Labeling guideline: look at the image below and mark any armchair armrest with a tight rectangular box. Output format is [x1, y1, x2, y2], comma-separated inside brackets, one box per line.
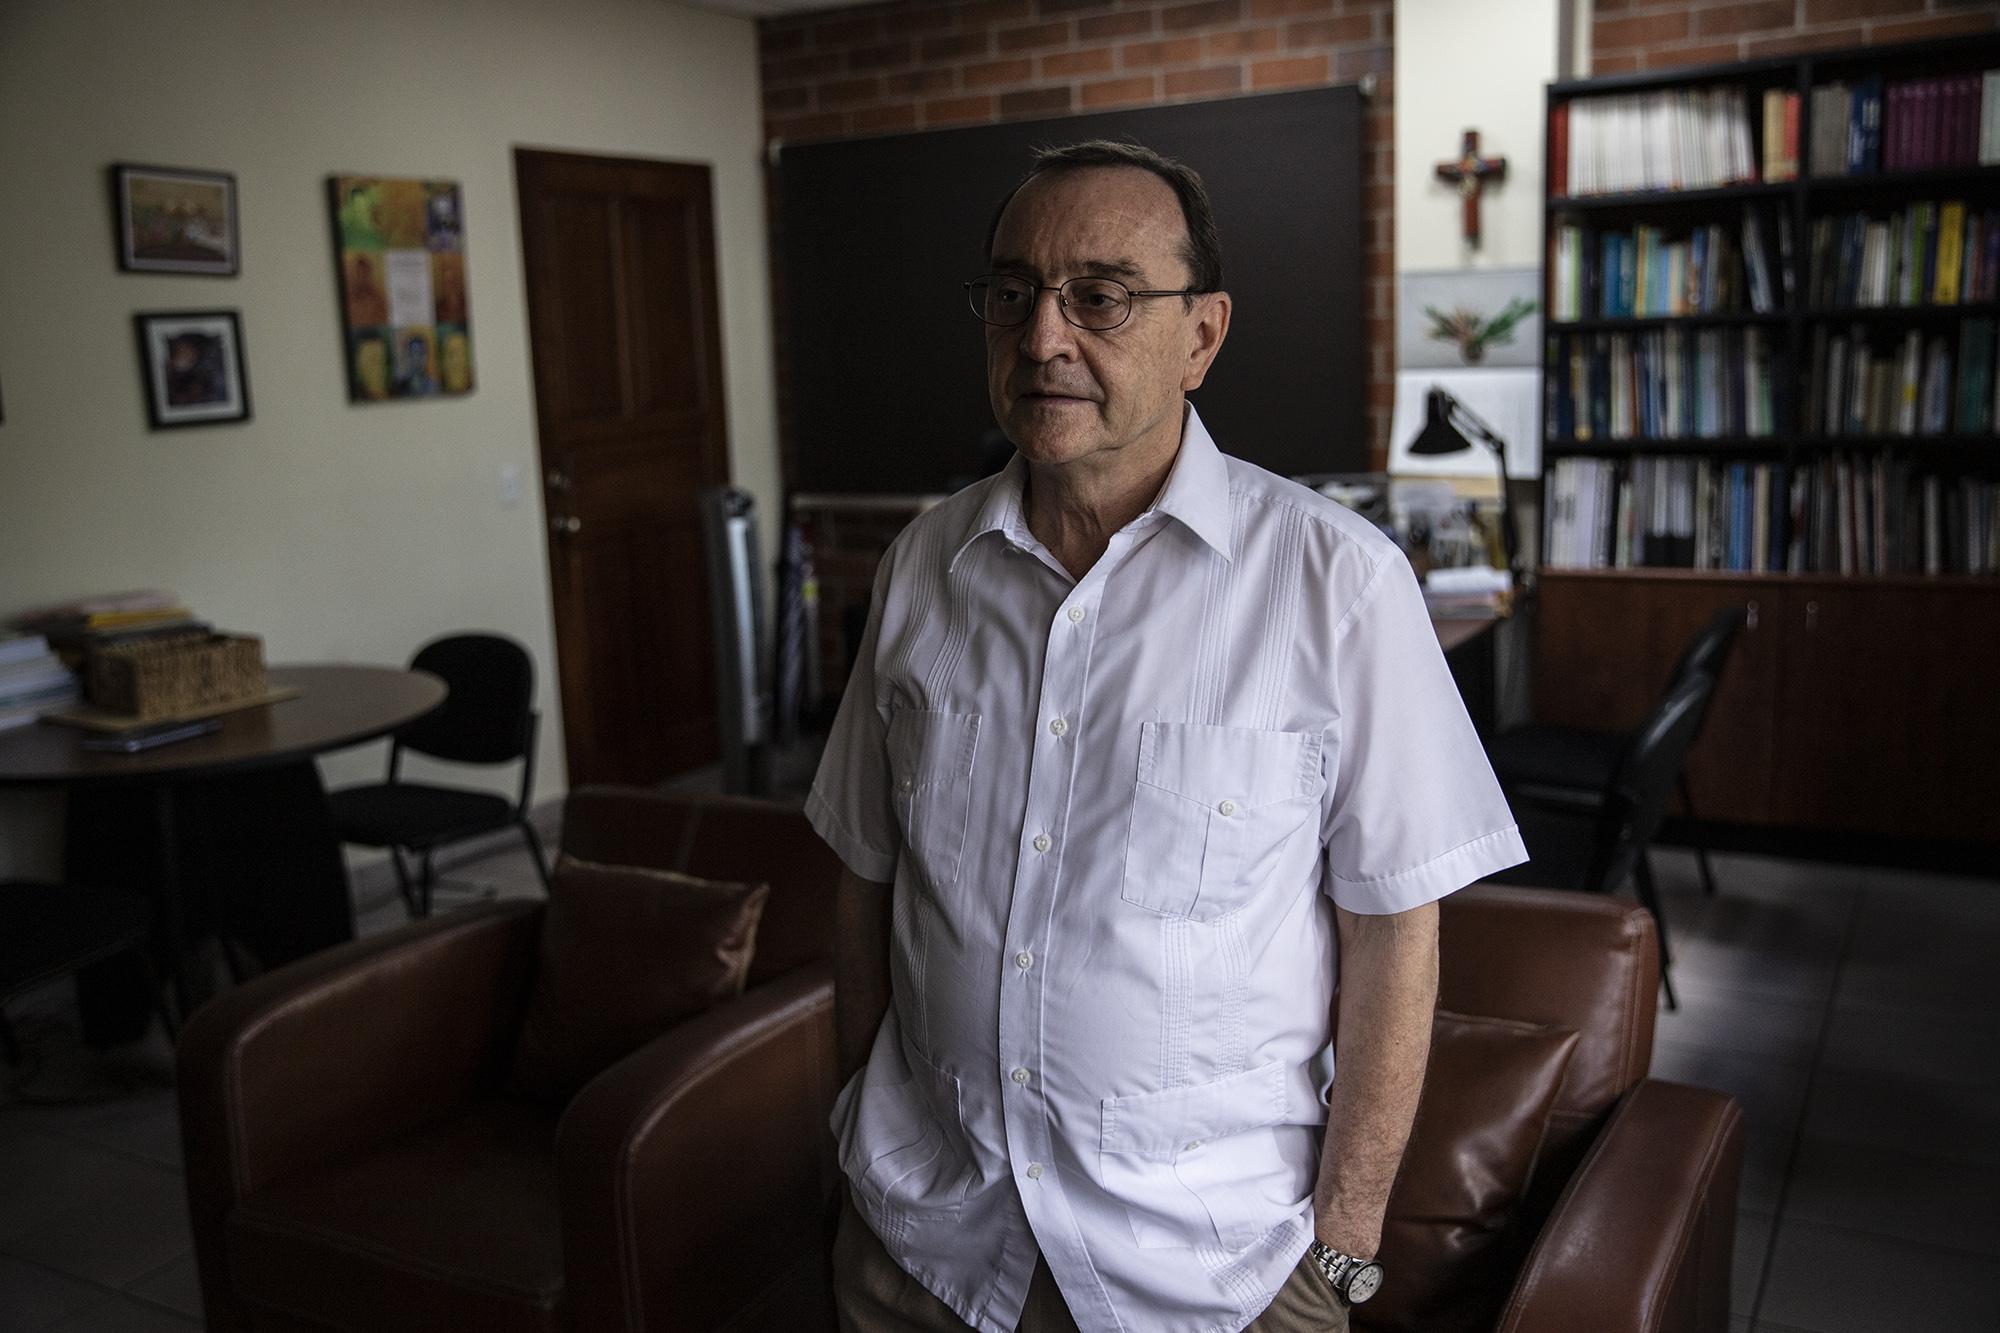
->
[558, 962, 839, 1333]
[1497, 1079, 1744, 1333]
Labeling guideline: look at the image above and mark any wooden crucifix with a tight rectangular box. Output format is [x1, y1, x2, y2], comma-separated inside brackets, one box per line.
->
[1435, 129, 1508, 249]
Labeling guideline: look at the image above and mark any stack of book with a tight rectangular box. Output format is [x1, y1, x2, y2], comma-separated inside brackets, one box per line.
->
[8, 591, 209, 669]
[1813, 72, 2000, 177]
[1545, 453, 1999, 575]
[1808, 203, 1999, 308]
[1804, 319, 1997, 437]
[1549, 205, 1790, 320]
[1545, 326, 1781, 441]
[1553, 85, 1760, 197]
[0, 635, 81, 731]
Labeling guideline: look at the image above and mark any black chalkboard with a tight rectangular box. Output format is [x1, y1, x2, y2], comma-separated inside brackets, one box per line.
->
[777, 86, 1366, 495]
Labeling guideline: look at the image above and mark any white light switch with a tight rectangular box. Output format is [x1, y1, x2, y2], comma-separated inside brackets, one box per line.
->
[498, 462, 524, 509]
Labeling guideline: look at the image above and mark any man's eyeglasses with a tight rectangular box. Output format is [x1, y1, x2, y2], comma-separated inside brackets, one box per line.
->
[964, 274, 1202, 332]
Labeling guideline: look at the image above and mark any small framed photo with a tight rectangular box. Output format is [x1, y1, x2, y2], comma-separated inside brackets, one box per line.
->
[112, 163, 240, 276]
[134, 310, 251, 429]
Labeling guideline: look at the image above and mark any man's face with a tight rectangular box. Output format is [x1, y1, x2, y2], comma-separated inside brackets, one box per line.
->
[985, 166, 1225, 472]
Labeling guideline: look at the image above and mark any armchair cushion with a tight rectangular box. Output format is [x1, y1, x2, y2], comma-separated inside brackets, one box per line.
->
[1364, 1010, 1581, 1333]
[506, 855, 770, 1102]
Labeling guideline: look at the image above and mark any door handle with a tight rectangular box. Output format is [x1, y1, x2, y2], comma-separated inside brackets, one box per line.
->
[1804, 599, 1818, 632]
[1746, 599, 1758, 632]
[546, 467, 572, 492]
[551, 515, 582, 536]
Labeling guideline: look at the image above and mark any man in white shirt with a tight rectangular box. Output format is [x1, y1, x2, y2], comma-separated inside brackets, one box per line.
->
[806, 141, 1527, 1333]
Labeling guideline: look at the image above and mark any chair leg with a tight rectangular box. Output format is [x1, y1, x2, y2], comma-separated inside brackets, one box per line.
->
[1632, 854, 1679, 1011]
[518, 817, 554, 893]
[389, 847, 422, 919]
[418, 848, 437, 918]
[1680, 773, 1721, 898]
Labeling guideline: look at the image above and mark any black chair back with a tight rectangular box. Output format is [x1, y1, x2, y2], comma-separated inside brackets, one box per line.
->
[397, 634, 535, 765]
[1667, 606, 1746, 690]
[1587, 670, 1716, 893]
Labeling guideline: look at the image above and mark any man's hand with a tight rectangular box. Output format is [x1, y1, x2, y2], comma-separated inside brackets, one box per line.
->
[835, 866, 895, 1085]
[1311, 899, 1439, 1258]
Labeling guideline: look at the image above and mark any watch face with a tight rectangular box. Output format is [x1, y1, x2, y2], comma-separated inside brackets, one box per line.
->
[1346, 1263, 1384, 1304]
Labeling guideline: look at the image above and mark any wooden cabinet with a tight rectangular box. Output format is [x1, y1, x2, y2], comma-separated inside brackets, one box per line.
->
[1533, 571, 2000, 840]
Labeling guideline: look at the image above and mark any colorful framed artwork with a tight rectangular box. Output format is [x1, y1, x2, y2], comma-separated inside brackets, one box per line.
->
[112, 164, 240, 276]
[134, 310, 251, 429]
[328, 176, 474, 401]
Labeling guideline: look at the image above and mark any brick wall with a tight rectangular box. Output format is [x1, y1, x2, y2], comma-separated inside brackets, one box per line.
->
[1592, 0, 2000, 75]
[758, 0, 1396, 467]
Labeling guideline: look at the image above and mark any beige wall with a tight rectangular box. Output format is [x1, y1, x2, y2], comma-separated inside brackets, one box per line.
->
[0, 0, 778, 875]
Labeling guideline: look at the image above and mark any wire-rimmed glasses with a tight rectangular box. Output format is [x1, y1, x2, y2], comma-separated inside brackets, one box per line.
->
[964, 274, 1201, 331]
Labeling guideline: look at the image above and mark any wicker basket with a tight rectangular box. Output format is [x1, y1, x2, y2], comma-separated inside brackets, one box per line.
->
[86, 633, 268, 721]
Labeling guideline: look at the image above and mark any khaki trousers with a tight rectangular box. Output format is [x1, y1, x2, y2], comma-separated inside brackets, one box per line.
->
[833, 1194, 1350, 1333]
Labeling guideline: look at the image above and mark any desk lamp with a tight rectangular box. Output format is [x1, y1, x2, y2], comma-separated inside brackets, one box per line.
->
[1409, 385, 1520, 581]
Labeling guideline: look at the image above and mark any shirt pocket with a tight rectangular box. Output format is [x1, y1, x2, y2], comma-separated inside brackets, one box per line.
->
[1099, 1060, 1299, 1252]
[886, 708, 980, 889]
[1121, 722, 1322, 921]
[840, 1048, 977, 1221]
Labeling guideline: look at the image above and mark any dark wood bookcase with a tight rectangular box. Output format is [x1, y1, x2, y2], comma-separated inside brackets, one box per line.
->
[1532, 35, 2000, 844]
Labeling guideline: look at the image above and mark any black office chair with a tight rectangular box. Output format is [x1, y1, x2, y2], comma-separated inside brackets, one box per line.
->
[1488, 606, 1745, 897]
[1, 881, 166, 1066]
[329, 634, 553, 918]
[1486, 670, 1717, 1011]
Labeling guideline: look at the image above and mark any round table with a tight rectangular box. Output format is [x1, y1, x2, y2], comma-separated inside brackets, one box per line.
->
[0, 665, 446, 1035]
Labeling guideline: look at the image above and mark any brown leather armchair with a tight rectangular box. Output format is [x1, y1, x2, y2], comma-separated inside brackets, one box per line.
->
[178, 788, 843, 1333]
[1369, 884, 1743, 1333]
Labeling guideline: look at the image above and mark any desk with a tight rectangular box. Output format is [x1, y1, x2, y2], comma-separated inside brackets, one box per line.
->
[0, 665, 445, 1036]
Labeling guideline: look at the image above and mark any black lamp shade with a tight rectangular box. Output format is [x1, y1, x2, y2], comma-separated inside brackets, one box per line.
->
[1410, 387, 1473, 456]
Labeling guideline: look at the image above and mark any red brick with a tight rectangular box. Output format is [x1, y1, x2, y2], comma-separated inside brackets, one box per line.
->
[1161, 1, 1243, 32]
[1081, 74, 1157, 107]
[1123, 36, 1202, 66]
[812, 14, 884, 47]
[922, 32, 991, 60]
[1334, 43, 1390, 80]
[1284, 13, 1375, 47]
[1590, 50, 1643, 75]
[763, 85, 810, 113]
[819, 76, 884, 107]
[1038, 0, 1109, 13]
[767, 111, 849, 141]
[1869, 12, 2000, 43]
[1000, 86, 1076, 116]
[764, 51, 843, 82]
[759, 27, 806, 56]
[903, 5, 960, 34]
[1802, 0, 1923, 22]
[960, 0, 1033, 25]
[1164, 64, 1242, 96]
[1205, 27, 1279, 57]
[1043, 47, 1117, 76]
[997, 20, 1070, 50]
[1741, 24, 1866, 56]
[963, 56, 1034, 87]
[1593, 10, 1691, 50]
[1694, 1, 1796, 39]
[849, 39, 914, 70]
[1250, 53, 1328, 88]
[925, 93, 996, 124]
[854, 103, 921, 133]
[1593, 0, 1635, 11]
[1247, 0, 1332, 18]
[887, 67, 958, 94]
[1646, 40, 1746, 71]
[1079, 10, 1152, 39]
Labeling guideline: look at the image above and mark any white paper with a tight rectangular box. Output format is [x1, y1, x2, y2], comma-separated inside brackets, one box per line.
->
[1389, 367, 1542, 480]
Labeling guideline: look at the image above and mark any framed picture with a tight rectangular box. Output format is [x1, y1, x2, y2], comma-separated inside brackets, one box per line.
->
[134, 310, 251, 429]
[112, 164, 240, 276]
[328, 175, 474, 401]
[1396, 266, 1542, 370]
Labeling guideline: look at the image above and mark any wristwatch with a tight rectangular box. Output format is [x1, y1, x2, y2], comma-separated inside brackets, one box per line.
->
[1306, 1239, 1385, 1306]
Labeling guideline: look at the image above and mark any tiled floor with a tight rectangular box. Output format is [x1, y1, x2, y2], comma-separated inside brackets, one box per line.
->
[2, 842, 1996, 1330]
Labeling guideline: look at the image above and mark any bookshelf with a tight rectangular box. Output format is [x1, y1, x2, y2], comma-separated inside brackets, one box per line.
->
[1532, 35, 2000, 846]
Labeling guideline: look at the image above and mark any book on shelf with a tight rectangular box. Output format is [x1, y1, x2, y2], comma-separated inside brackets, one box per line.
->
[1548, 206, 1787, 320]
[1545, 325, 1779, 442]
[1557, 86, 1760, 197]
[1809, 202, 1998, 308]
[1825, 70, 2000, 175]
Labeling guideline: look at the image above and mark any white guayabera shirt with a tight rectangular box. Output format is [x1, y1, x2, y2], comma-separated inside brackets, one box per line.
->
[807, 406, 1527, 1333]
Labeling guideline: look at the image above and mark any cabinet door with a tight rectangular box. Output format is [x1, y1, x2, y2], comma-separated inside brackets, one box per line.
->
[1533, 576, 1783, 826]
[1774, 585, 2000, 838]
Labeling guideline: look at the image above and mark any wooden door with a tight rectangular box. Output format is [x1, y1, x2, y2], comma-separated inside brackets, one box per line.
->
[515, 149, 728, 785]
[1533, 573, 1783, 826]
[1773, 582, 2000, 837]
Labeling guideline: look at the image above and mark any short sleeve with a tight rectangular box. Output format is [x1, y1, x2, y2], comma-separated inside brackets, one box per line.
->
[804, 553, 900, 884]
[1320, 555, 1527, 914]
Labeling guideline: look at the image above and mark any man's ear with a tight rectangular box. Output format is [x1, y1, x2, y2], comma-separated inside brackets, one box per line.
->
[1181, 291, 1232, 392]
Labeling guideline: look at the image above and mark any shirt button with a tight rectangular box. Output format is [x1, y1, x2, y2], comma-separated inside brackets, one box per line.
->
[1032, 833, 1052, 853]
[1067, 606, 1086, 623]
[1011, 1067, 1031, 1085]
[1015, 950, 1034, 970]
[1217, 799, 1238, 816]
[1026, 1162, 1045, 1180]
[898, 778, 914, 794]
[1184, 1140, 1203, 1152]
[1048, 717, 1068, 737]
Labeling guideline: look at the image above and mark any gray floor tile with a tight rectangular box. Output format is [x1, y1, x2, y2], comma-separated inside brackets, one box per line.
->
[1803, 1066, 2000, 1166]
[1653, 978, 1825, 1064]
[5, 1168, 192, 1289]
[36, 1292, 199, 1331]
[1820, 1003, 2000, 1089]
[1648, 1041, 1813, 1137]
[1783, 1137, 2000, 1257]
[1836, 891, 2000, 1016]
[4, 1083, 182, 1170]
[0, 1254, 109, 1329]
[126, 1253, 202, 1320]
[1759, 1219, 2000, 1332]
[1734, 1210, 1772, 1320]
[0, 1133, 160, 1246]
[1739, 1128, 1790, 1217]
[1650, 890, 1847, 1004]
